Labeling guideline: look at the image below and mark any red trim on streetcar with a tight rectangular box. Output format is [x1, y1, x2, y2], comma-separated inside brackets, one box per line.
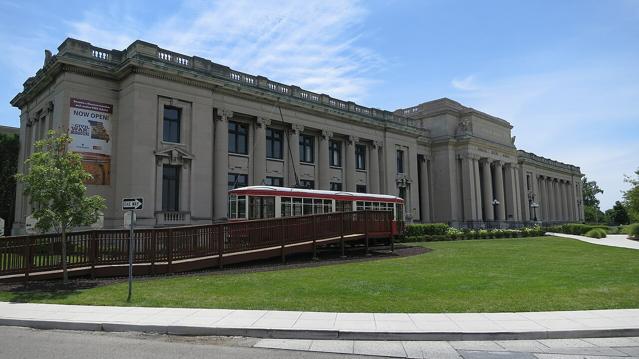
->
[228, 188, 404, 203]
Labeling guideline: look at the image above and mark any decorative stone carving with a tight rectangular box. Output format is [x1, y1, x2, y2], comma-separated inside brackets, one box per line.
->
[155, 146, 194, 166]
[348, 135, 359, 144]
[291, 123, 304, 133]
[220, 109, 233, 120]
[456, 117, 473, 137]
[511, 136, 516, 145]
[256, 117, 271, 127]
[321, 130, 333, 139]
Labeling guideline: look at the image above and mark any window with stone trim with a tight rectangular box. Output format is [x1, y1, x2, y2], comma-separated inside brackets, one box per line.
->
[356, 144, 366, 170]
[162, 165, 180, 211]
[265, 176, 283, 187]
[266, 127, 283, 159]
[228, 121, 249, 154]
[356, 184, 367, 193]
[162, 106, 181, 143]
[397, 150, 405, 174]
[300, 179, 314, 189]
[228, 173, 248, 189]
[329, 140, 342, 167]
[330, 182, 342, 191]
[299, 134, 314, 163]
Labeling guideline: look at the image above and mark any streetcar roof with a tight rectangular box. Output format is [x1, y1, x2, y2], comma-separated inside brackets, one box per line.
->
[228, 186, 404, 203]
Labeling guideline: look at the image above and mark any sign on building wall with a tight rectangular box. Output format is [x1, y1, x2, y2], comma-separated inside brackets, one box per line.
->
[69, 98, 112, 185]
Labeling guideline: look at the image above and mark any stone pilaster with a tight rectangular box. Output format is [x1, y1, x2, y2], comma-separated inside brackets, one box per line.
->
[493, 161, 506, 221]
[213, 109, 230, 220]
[288, 124, 303, 186]
[252, 117, 269, 185]
[369, 141, 381, 193]
[345, 135, 357, 192]
[504, 163, 517, 221]
[481, 158, 494, 221]
[538, 176, 547, 221]
[419, 155, 430, 222]
[561, 180, 569, 222]
[513, 166, 522, 221]
[318, 130, 332, 190]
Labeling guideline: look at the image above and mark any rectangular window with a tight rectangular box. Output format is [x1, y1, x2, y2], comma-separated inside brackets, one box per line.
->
[266, 128, 283, 159]
[526, 173, 532, 191]
[228, 121, 249, 154]
[329, 140, 342, 167]
[397, 150, 405, 174]
[300, 179, 314, 189]
[330, 182, 342, 191]
[355, 144, 366, 170]
[162, 165, 180, 211]
[162, 106, 181, 143]
[299, 134, 314, 163]
[281, 197, 292, 217]
[356, 184, 367, 193]
[264, 176, 283, 187]
[228, 173, 248, 189]
[293, 198, 303, 216]
[228, 195, 247, 219]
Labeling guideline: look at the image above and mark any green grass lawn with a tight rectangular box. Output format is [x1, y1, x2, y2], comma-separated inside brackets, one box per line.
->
[1, 236, 639, 312]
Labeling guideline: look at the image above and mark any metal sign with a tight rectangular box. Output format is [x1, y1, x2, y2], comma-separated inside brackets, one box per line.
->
[122, 197, 144, 211]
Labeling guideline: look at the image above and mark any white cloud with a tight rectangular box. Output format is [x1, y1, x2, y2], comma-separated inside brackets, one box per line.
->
[65, 0, 383, 102]
[451, 75, 478, 91]
[450, 64, 639, 210]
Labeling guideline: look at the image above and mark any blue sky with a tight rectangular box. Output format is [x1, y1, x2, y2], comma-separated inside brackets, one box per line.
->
[0, 0, 637, 210]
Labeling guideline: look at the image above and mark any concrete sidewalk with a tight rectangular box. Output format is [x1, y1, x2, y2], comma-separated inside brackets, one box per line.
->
[548, 232, 639, 250]
[1, 302, 638, 341]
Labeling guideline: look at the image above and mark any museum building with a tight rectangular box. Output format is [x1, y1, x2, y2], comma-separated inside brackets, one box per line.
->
[10, 38, 584, 234]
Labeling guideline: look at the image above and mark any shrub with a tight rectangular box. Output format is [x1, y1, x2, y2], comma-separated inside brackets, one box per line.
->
[584, 228, 607, 239]
[627, 223, 639, 239]
[405, 223, 450, 236]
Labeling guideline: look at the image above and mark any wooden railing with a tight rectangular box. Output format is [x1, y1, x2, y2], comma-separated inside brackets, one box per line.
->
[0, 211, 393, 281]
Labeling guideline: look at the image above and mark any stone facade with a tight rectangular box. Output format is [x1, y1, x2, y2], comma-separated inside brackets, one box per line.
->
[10, 38, 584, 233]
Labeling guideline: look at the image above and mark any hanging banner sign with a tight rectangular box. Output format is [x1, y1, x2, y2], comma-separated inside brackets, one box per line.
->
[69, 98, 112, 185]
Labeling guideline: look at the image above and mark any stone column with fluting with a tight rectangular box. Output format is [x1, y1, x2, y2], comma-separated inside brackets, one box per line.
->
[288, 124, 303, 187]
[369, 141, 381, 193]
[568, 181, 576, 221]
[504, 163, 516, 221]
[513, 166, 523, 221]
[538, 176, 547, 221]
[549, 179, 558, 221]
[318, 130, 332, 190]
[481, 158, 494, 221]
[473, 157, 483, 221]
[253, 117, 269, 185]
[419, 155, 431, 222]
[461, 155, 478, 221]
[345, 135, 357, 192]
[213, 109, 230, 220]
[561, 180, 569, 222]
[493, 161, 506, 221]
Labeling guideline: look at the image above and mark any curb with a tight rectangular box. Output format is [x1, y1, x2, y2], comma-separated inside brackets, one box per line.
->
[1, 318, 638, 341]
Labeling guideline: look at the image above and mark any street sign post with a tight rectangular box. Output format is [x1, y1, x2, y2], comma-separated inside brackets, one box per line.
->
[122, 197, 143, 302]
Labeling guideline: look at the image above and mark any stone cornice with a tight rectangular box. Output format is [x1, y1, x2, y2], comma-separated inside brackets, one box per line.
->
[13, 38, 431, 140]
[517, 150, 582, 175]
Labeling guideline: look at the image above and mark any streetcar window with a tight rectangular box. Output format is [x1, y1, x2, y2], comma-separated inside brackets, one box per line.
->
[263, 196, 275, 218]
[293, 198, 303, 216]
[249, 196, 275, 219]
[373, 202, 380, 210]
[356, 201, 364, 211]
[229, 195, 237, 219]
[365, 201, 372, 210]
[303, 198, 313, 215]
[238, 196, 247, 219]
[281, 197, 292, 217]
[324, 199, 332, 213]
[313, 199, 323, 214]
[395, 203, 404, 220]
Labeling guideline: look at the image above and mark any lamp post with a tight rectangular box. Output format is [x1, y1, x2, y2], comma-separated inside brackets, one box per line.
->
[531, 202, 539, 222]
[492, 199, 500, 227]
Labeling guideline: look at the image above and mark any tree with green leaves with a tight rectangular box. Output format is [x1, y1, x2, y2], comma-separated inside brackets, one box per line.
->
[0, 132, 19, 235]
[16, 130, 105, 283]
[605, 201, 630, 226]
[582, 177, 603, 223]
[624, 168, 639, 223]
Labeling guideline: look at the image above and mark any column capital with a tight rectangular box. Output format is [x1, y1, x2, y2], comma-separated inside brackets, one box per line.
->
[479, 157, 492, 165]
[256, 117, 271, 127]
[219, 109, 233, 121]
[492, 160, 503, 167]
[321, 130, 333, 139]
[372, 140, 383, 148]
[348, 135, 359, 144]
[291, 123, 304, 133]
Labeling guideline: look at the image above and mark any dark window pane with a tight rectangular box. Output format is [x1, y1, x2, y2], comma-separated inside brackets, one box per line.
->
[356, 184, 367, 193]
[229, 121, 248, 154]
[356, 144, 366, 170]
[265, 176, 283, 187]
[330, 182, 342, 191]
[162, 165, 180, 211]
[163, 106, 181, 143]
[300, 179, 314, 189]
[397, 150, 404, 174]
[228, 173, 249, 189]
[266, 128, 283, 159]
[330, 140, 342, 167]
[299, 135, 314, 163]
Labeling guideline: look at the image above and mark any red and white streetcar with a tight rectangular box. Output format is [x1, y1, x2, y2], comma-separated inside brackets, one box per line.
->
[228, 186, 405, 234]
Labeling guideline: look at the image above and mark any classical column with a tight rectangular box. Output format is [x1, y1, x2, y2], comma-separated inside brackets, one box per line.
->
[493, 161, 506, 221]
[481, 158, 494, 221]
[551, 179, 560, 221]
[513, 166, 523, 221]
[569, 181, 576, 221]
[504, 163, 516, 221]
[288, 124, 303, 186]
[561, 181, 570, 222]
[461, 155, 478, 221]
[473, 157, 483, 221]
[419, 155, 431, 222]
[538, 176, 546, 221]
[213, 109, 230, 220]
[253, 117, 269, 185]
[345, 135, 357, 192]
[369, 141, 381, 193]
[318, 130, 332, 190]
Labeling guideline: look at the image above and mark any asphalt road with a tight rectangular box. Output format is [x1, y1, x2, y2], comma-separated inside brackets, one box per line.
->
[0, 326, 381, 359]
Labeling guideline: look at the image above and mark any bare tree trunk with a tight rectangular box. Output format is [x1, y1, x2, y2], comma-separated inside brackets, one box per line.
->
[61, 227, 68, 283]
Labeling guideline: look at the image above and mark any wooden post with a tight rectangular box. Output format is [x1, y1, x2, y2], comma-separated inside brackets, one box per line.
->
[24, 237, 32, 284]
[340, 211, 346, 258]
[312, 215, 318, 261]
[390, 212, 395, 253]
[151, 229, 157, 275]
[90, 231, 97, 279]
[281, 219, 286, 264]
[218, 225, 224, 269]
[365, 211, 370, 257]
[167, 228, 173, 274]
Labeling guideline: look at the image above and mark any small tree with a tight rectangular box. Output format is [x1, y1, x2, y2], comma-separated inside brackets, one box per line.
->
[582, 177, 603, 223]
[606, 201, 630, 226]
[623, 168, 639, 223]
[16, 130, 105, 283]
